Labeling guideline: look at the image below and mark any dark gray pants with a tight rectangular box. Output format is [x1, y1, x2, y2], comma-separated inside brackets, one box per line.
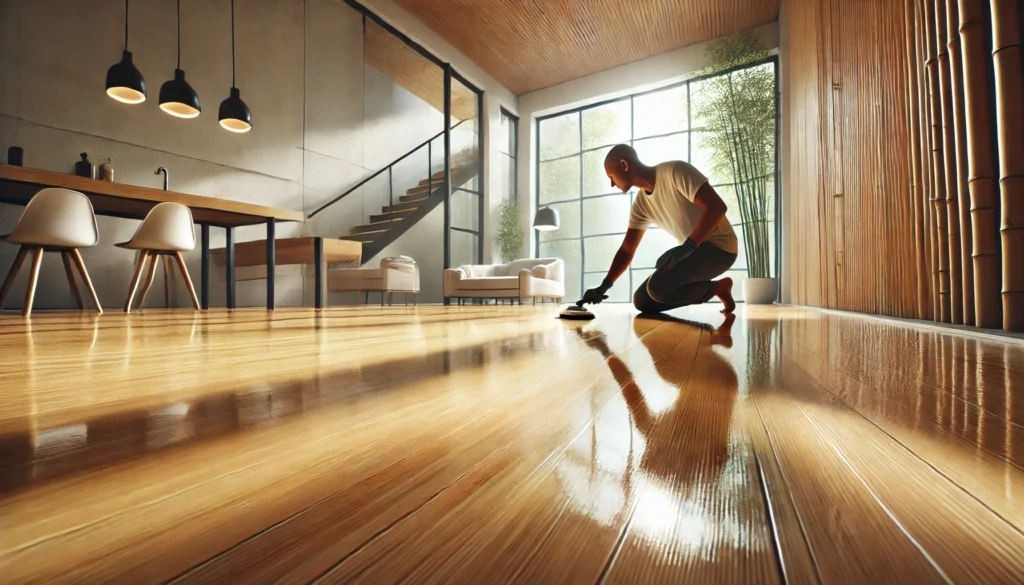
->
[633, 244, 737, 313]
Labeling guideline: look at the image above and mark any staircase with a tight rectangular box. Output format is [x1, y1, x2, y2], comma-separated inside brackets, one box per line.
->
[340, 161, 477, 262]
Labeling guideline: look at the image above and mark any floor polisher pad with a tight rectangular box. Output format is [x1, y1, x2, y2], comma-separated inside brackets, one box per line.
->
[558, 303, 595, 320]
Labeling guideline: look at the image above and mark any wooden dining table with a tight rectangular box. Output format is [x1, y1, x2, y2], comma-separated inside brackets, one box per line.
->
[0, 164, 304, 310]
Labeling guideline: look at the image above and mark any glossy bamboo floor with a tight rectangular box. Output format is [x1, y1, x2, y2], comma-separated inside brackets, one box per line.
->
[1, 304, 1022, 584]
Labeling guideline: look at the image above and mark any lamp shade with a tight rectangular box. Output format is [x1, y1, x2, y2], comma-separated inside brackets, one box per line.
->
[159, 69, 201, 118]
[219, 87, 252, 133]
[106, 50, 146, 104]
[533, 206, 560, 231]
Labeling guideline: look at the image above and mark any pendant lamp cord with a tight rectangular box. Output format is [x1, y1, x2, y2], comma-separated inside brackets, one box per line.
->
[124, 0, 129, 52]
[176, 0, 181, 69]
[231, 0, 236, 87]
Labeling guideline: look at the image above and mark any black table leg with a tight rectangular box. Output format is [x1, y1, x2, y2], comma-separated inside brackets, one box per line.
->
[314, 237, 324, 309]
[266, 219, 275, 310]
[201, 224, 210, 310]
[226, 227, 235, 309]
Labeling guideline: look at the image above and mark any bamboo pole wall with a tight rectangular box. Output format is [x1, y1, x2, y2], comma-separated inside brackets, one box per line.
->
[918, 0, 938, 321]
[935, 0, 965, 324]
[906, 0, 931, 319]
[782, 0, 1024, 331]
[924, 0, 954, 323]
[946, 0, 975, 326]
[991, 0, 1024, 331]
[958, 0, 1002, 328]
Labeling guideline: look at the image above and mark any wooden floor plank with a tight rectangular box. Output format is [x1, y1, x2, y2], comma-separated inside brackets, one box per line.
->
[602, 318, 780, 585]
[787, 326, 1024, 533]
[0, 311, 631, 581]
[1, 305, 1023, 583]
[174, 318, 672, 584]
[314, 323, 696, 584]
[776, 357, 1024, 583]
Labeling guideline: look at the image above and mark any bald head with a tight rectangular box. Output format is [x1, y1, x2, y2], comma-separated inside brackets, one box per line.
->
[604, 143, 642, 193]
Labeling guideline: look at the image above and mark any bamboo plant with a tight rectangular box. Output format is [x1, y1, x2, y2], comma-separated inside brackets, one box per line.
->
[693, 32, 776, 279]
[496, 200, 523, 263]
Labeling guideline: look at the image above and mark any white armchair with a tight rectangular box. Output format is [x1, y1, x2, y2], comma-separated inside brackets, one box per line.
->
[444, 258, 565, 304]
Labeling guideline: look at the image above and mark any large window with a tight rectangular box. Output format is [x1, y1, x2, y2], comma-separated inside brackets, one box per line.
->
[498, 109, 518, 204]
[536, 59, 778, 302]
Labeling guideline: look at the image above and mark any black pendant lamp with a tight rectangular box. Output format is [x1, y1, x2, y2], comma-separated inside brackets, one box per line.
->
[218, 0, 252, 133]
[159, 0, 201, 118]
[105, 0, 146, 104]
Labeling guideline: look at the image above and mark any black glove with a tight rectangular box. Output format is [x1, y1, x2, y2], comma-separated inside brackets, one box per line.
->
[581, 278, 613, 305]
[655, 238, 699, 271]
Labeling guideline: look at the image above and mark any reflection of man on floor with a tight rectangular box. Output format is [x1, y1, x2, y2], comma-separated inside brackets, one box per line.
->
[576, 315, 738, 480]
[582, 144, 738, 314]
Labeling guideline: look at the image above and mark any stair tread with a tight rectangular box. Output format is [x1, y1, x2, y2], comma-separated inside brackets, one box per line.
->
[370, 210, 414, 220]
[383, 205, 421, 213]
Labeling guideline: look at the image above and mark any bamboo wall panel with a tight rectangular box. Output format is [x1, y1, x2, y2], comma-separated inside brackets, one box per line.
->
[925, 0, 954, 322]
[918, 0, 938, 321]
[784, 0, 1022, 331]
[946, 0, 975, 325]
[783, 0, 827, 309]
[783, 0, 919, 319]
[392, 0, 780, 94]
[935, 0, 965, 324]
[906, 0, 931, 319]
[958, 0, 1002, 328]
[991, 0, 1024, 331]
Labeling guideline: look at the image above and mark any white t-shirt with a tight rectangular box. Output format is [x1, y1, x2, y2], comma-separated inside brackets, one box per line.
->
[627, 161, 738, 254]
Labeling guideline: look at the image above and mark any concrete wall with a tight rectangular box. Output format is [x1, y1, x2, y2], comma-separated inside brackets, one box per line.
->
[514, 22, 780, 256]
[0, 0, 515, 310]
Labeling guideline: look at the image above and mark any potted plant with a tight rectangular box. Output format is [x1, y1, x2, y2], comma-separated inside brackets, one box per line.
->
[496, 199, 523, 263]
[694, 32, 777, 304]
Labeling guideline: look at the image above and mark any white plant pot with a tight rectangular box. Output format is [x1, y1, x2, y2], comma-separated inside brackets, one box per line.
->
[743, 278, 778, 305]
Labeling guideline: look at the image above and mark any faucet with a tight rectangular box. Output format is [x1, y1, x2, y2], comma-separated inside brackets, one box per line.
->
[155, 167, 169, 191]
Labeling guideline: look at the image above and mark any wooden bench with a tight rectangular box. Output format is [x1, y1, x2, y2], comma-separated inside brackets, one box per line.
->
[212, 237, 361, 308]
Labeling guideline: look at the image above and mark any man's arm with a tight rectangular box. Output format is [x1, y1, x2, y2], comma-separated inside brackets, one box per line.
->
[653, 181, 729, 271]
[581, 228, 644, 303]
[688, 182, 728, 245]
[605, 228, 645, 284]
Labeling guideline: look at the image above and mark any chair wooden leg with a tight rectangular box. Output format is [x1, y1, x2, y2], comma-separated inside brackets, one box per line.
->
[70, 249, 102, 314]
[124, 250, 150, 313]
[0, 246, 29, 311]
[164, 258, 173, 308]
[174, 252, 201, 310]
[22, 247, 44, 317]
[61, 251, 84, 309]
[137, 253, 161, 310]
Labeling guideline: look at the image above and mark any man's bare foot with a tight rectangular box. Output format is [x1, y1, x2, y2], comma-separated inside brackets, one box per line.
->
[712, 312, 735, 348]
[714, 278, 736, 313]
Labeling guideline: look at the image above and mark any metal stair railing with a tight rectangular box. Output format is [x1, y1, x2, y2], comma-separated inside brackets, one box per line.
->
[307, 119, 466, 219]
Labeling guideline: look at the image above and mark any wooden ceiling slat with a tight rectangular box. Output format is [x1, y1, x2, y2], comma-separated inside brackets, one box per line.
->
[393, 0, 781, 94]
[365, 20, 478, 121]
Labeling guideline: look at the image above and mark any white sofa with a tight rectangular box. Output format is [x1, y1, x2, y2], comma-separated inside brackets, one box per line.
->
[444, 258, 565, 304]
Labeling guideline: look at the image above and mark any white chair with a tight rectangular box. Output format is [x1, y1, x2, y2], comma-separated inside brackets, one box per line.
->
[0, 188, 103, 316]
[118, 202, 200, 313]
[328, 258, 420, 306]
[444, 258, 565, 305]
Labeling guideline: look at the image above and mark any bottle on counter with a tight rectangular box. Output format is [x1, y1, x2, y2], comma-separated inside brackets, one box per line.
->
[99, 159, 114, 182]
[74, 153, 96, 179]
[7, 146, 23, 166]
